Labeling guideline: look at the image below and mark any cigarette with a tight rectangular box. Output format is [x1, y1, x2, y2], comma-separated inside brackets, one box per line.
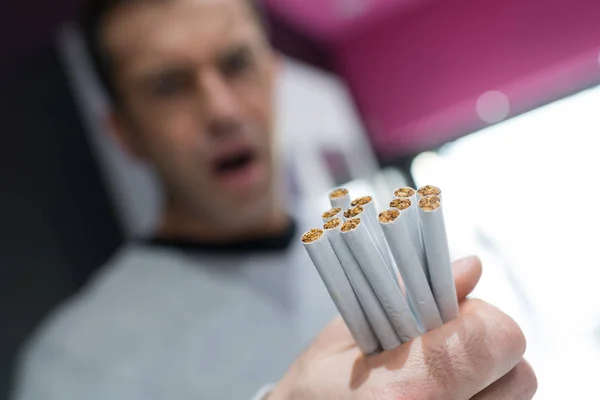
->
[341, 218, 422, 342]
[393, 187, 417, 199]
[351, 196, 378, 216]
[351, 196, 399, 280]
[390, 197, 429, 281]
[329, 188, 351, 210]
[418, 195, 459, 323]
[417, 185, 442, 200]
[322, 207, 344, 223]
[379, 209, 443, 331]
[389, 197, 412, 211]
[343, 205, 364, 219]
[324, 218, 402, 350]
[344, 205, 399, 286]
[393, 187, 419, 234]
[301, 228, 380, 355]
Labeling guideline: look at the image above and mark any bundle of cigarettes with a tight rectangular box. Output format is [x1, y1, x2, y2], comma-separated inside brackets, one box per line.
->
[302, 185, 459, 355]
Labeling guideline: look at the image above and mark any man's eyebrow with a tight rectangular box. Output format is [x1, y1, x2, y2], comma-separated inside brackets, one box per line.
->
[217, 43, 253, 64]
[136, 64, 192, 85]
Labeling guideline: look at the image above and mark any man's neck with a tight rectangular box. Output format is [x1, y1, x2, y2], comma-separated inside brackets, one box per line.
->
[155, 205, 290, 245]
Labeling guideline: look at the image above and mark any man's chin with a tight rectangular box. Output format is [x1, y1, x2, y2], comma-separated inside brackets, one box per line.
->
[209, 191, 276, 231]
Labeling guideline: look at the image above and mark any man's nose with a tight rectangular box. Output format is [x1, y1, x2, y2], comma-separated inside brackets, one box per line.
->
[199, 70, 240, 124]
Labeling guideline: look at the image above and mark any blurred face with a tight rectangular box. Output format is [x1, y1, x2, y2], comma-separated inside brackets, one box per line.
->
[102, 0, 278, 228]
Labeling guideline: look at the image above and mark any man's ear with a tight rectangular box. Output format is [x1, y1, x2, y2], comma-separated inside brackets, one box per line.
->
[106, 110, 145, 161]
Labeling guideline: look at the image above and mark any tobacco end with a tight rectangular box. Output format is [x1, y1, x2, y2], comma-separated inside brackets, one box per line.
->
[322, 207, 342, 219]
[419, 195, 441, 211]
[417, 185, 441, 198]
[301, 229, 324, 244]
[330, 188, 349, 199]
[323, 218, 342, 230]
[379, 209, 400, 223]
[344, 205, 364, 219]
[394, 187, 416, 198]
[341, 218, 361, 232]
[390, 198, 412, 211]
[351, 196, 373, 207]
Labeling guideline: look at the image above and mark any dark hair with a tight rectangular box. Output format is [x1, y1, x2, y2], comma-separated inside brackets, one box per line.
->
[79, 0, 267, 103]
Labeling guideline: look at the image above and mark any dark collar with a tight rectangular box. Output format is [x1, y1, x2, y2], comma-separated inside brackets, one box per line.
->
[142, 218, 298, 254]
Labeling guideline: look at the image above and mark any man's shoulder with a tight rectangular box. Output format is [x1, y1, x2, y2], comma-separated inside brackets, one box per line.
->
[13, 244, 261, 399]
[22, 245, 211, 361]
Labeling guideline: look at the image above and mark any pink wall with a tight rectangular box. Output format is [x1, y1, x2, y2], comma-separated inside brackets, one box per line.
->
[265, 0, 600, 158]
[263, 0, 428, 42]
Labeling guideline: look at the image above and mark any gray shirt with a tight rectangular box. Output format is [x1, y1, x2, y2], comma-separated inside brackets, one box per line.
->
[12, 230, 337, 399]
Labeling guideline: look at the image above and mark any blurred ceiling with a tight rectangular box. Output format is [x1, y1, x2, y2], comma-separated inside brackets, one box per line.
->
[5, 0, 600, 159]
[0, 0, 333, 88]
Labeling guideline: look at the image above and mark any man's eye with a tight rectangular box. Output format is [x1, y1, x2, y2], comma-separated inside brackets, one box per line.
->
[152, 76, 189, 97]
[220, 51, 252, 77]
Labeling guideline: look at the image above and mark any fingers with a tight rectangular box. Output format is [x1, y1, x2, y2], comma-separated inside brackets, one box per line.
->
[318, 256, 483, 350]
[423, 299, 526, 399]
[471, 359, 537, 400]
[375, 299, 526, 400]
[452, 256, 482, 301]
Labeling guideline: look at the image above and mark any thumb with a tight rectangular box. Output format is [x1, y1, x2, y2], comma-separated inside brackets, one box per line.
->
[452, 256, 482, 301]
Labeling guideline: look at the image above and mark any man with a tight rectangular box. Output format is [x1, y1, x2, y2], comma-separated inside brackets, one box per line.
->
[13, 0, 537, 398]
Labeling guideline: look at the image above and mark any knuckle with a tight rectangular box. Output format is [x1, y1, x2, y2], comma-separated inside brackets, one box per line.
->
[467, 301, 527, 366]
[421, 339, 475, 397]
[459, 327, 492, 375]
[493, 312, 527, 363]
[424, 341, 455, 386]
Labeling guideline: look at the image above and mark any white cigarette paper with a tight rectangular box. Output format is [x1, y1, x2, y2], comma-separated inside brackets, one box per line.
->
[302, 228, 380, 355]
[418, 195, 459, 323]
[322, 207, 344, 223]
[390, 197, 428, 281]
[351, 197, 398, 277]
[329, 188, 352, 211]
[379, 209, 443, 331]
[392, 188, 419, 238]
[324, 218, 402, 350]
[345, 205, 399, 286]
[341, 218, 422, 342]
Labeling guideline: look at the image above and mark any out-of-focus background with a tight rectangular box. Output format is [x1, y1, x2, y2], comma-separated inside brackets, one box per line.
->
[3, 0, 600, 398]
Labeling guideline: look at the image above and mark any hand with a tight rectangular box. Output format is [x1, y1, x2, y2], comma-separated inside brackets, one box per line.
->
[269, 257, 537, 400]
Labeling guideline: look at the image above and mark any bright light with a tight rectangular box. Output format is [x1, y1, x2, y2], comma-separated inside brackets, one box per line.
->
[413, 84, 600, 399]
[476, 90, 510, 123]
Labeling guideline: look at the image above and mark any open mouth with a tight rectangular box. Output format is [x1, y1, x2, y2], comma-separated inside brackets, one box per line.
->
[213, 150, 256, 176]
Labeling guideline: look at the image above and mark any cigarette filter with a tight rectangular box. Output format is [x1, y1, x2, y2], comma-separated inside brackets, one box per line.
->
[379, 209, 442, 332]
[302, 228, 380, 355]
[345, 205, 399, 286]
[418, 195, 459, 323]
[324, 218, 402, 350]
[390, 197, 428, 280]
[322, 207, 344, 223]
[329, 188, 352, 211]
[341, 218, 422, 342]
